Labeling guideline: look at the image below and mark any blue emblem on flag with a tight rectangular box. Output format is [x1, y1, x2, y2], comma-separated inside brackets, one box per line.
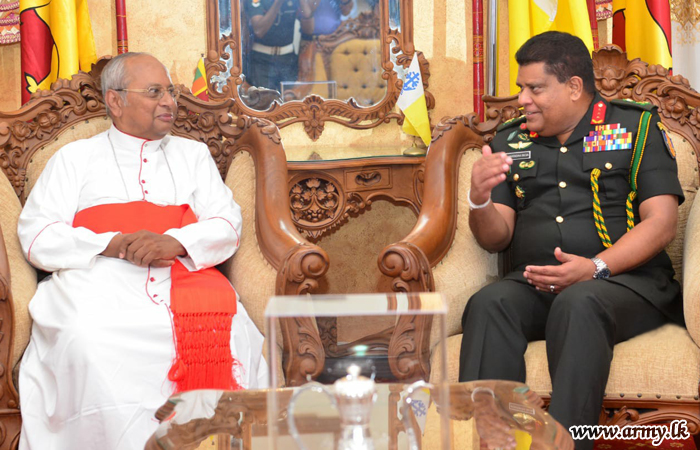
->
[403, 71, 420, 92]
[411, 399, 427, 417]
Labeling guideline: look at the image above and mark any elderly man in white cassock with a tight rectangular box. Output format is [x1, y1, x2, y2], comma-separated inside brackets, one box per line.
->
[17, 52, 268, 449]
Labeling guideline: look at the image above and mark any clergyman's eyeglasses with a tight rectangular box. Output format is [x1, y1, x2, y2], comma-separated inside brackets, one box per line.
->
[113, 86, 181, 101]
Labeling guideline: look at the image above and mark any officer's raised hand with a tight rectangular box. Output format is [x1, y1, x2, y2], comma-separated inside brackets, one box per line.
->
[468, 145, 516, 253]
[470, 145, 512, 205]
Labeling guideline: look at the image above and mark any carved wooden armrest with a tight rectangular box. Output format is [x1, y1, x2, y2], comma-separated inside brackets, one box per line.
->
[233, 117, 330, 386]
[378, 113, 499, 291]
[377, 113, 510, 381]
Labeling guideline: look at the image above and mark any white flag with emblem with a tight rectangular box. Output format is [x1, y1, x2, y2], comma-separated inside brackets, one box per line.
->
[396, 54, 431, 147]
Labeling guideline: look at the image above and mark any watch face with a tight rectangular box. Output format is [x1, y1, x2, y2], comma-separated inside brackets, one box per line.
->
[595, 268, 611, 279]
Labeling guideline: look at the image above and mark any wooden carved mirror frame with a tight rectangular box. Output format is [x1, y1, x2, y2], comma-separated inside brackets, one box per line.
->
[204, 0, 433, 140]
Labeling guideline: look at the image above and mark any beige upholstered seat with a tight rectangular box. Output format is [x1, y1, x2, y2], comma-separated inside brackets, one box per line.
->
[0, 60, 329, 448]
[379, 46, 700, 431]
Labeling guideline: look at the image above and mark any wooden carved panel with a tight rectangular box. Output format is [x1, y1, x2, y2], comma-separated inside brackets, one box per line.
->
[288, 157, 425, 240]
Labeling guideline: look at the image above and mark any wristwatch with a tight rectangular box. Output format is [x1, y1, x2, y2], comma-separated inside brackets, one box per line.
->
[591, 257, 611, 279]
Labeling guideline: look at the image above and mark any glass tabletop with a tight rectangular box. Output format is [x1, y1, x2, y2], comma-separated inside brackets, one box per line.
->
[145, 380, 573, 450]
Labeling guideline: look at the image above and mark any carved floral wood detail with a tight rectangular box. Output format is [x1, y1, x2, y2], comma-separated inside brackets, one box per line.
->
[597, 401, 700, 434]
[205, 0, 434, 140]
[0, 62, 108, 203]
[290, 177, 341, 225]
[288, 159, 425, 240]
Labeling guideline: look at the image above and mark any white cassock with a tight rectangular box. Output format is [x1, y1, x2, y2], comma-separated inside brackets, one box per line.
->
[17, 126, 268, 450]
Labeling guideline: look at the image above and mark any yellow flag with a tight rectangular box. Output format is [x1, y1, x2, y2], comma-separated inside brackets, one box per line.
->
[507, 0, 594, 95]
[396, 55, 431, 147]
[612, 0, 672, 69]
[20, 0, 97, 103]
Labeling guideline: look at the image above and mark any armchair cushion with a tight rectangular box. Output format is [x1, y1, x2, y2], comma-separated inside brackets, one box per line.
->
[431, 148, 498, 347]
[683, 188, 700, 348]
[222, 150, 278, 333]
[432, 324, 700, 400]
[0, 174, 36, 371]
[665, 130, 700, 287]
[25, 117, 112, 197]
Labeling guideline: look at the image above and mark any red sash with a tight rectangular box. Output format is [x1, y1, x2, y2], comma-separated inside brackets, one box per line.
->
[73, 201, 242, 393]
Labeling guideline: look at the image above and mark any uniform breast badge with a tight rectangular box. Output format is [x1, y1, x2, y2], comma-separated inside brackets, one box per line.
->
[507, 151, 531, 161]
[509, 141, 533, 150]
[657, 122, 676, 159]
[583, 124, 633, 153]
[515, 185, 525, 199]
[508, 132, 533, 150]
[519, 160, 535, 169]
[251, 0, 261, 7]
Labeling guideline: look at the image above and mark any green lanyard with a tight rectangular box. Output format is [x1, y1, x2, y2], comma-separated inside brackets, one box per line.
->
[590, 111, 652, 248]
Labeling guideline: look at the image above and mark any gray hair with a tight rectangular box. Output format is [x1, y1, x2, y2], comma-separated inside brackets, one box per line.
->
[101, 52, 171, 116]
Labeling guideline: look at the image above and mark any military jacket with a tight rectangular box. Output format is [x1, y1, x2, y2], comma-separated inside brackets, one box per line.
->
[491, 94, 684, 323]
[245, 0, 299, 47]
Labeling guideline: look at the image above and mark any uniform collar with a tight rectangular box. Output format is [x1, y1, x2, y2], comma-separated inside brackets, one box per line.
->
[563, 93, 606, 146]
[108, 125, 169, 152]
[528, 93, 605, 148]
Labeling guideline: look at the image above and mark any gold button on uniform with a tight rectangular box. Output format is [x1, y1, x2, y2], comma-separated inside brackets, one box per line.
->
[556, 216, 564, 223]
[560, 146, 568, 153]
[513, 174, 520, 181]
[605, 162, 613, 170]
[559, 181, 567, 188]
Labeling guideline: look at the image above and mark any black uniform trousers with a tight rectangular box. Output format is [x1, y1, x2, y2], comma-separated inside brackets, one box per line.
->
[248, 51, 299, 92]
[459, 278, 669, 450]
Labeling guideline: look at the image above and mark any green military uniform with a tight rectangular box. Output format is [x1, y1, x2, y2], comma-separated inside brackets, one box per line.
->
[459, 94, 684, 450]
[244, 0, 300, 91]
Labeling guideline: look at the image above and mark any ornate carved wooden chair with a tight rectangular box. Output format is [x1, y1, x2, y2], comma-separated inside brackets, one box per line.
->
[0, 58, 329, 449]
[379, 46, 700, 434]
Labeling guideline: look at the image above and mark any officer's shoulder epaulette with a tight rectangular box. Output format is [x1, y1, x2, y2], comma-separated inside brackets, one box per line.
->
[609, 98, 656, 112]
[496, 114, 527, 132]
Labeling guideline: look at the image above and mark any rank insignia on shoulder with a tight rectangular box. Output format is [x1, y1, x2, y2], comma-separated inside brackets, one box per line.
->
[515, 185, 525, 199]
[657, 122, 676, 159]
[591, 101, 607, 125]
[519, 160, 535, 169]
[508, 141, 533, 150]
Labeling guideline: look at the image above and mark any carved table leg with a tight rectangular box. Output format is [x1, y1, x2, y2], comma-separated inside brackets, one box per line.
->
[281, 317, 326, 386]
[388, 314, 432, 382]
